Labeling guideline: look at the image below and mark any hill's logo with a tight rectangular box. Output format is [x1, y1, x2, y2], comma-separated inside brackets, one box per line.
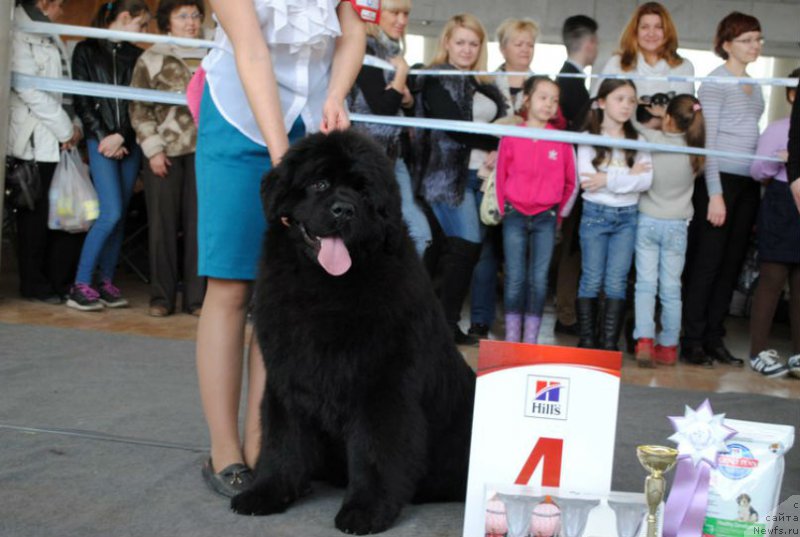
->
[525, 376, 569, 420]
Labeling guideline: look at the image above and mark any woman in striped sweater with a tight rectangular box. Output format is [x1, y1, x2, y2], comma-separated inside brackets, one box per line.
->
[681, 12, 765, 370]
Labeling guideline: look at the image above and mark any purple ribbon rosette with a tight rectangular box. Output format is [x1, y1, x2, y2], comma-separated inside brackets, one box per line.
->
[663, 399, 737, 537]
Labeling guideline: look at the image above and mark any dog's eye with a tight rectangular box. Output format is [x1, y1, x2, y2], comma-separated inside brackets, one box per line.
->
[310, 180, 330, 193]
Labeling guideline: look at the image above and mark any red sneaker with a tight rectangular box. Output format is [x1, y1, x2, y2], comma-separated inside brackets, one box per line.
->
[654, 345, 678, 366]
[635, 338, 655, 368]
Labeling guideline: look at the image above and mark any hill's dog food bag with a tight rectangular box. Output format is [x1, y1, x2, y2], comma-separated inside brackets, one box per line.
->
[703, 419, 794, 537]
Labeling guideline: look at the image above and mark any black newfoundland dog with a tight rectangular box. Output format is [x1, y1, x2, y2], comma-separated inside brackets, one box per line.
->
[230, 130, 476, 534]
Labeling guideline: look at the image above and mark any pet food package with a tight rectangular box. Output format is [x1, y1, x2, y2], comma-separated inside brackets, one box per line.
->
[703, 418, 794, 537]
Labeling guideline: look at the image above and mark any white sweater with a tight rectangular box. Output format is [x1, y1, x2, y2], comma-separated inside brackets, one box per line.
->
[577, 140, 653, 207]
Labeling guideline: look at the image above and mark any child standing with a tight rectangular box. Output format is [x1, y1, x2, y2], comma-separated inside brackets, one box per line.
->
[576, 79, 653, 350]
[67, 0, 150, 311]
[495, 76, 577, 343]
[633, 95, 705, 367]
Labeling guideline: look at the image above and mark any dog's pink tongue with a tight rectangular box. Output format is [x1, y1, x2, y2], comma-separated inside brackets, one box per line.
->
[318, 237, 351, 276]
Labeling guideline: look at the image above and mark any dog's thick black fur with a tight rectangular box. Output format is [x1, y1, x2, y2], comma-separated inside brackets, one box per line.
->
[230, 130, 476, 535]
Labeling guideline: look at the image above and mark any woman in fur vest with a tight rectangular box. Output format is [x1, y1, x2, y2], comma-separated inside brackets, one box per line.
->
[415, 13, 506, 345]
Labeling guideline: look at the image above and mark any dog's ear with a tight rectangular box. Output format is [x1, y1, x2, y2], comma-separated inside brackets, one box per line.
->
[261, 161, 292, 222]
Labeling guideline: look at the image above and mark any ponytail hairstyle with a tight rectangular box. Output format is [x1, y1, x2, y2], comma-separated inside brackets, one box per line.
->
[665, 94, 705, 175]
[91, 0, 150, 28]
[580, 78, 639, 169]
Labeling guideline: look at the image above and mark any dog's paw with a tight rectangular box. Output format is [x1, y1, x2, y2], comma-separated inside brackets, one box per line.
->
[334, 502, 399, 535]
[230, 488, 289, 516]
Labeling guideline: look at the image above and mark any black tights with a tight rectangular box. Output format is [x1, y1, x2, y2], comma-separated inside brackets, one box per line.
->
[749, 262, 800, 357]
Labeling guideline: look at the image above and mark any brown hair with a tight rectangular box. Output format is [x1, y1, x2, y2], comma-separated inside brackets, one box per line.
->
[155, 0, 204, 33]
[91, 0, 150, 28]
[428, 13, 491, 84]
[617, 2, 683, 71]
[581, 79, 639, 168]
[713, 12, 761, 59]
[521, 76, 558, 115]
[666, 94, 705, 174]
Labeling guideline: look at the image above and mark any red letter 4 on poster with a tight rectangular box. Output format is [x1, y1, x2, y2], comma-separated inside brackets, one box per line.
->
[462, 341, 622, 537]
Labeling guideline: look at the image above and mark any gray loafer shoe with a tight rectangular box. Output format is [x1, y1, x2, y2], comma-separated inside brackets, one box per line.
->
[201, 458, 254, 498]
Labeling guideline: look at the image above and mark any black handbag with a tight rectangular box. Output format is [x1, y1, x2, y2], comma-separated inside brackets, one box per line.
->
[5, 155, 42, 211]
[4, 114, 42, 211]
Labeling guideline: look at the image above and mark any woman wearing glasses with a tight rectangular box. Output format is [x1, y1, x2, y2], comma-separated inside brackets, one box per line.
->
[682, 12, 766, 371]
[130, 0, 208, 318]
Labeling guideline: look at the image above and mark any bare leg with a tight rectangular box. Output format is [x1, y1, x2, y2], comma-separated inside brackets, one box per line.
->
[243, 333, 266, 469]
[196, 277, 251, 471]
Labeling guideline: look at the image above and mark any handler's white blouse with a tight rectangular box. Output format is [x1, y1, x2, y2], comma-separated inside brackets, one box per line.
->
[202, 0, 342, 145]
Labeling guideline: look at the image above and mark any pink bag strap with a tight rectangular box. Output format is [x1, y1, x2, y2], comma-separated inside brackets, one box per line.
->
[186, 66, 206, 125]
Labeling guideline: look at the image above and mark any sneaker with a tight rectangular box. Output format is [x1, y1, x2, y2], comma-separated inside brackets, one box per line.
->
[654, 345, 678, 366]
[65, 284, 103, 312]
[635, 338, 655, 368]
[787, 354, 800, 379]
[749, 350, 789, 378]
[98, 279, 129, 308]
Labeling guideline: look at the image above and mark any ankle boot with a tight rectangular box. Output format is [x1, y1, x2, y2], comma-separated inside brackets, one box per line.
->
[505, 313, 522, 342]
[576, 298, 598, 348]
[523, 315, 541, 344]
[599, 298, 626, 351]
[439, 237, 482, 333]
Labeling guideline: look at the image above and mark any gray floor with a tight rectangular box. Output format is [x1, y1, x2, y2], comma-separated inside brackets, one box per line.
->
[0, 323, 797, 537]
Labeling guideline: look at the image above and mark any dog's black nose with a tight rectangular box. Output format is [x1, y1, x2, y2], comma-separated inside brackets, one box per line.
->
[330, 201, 355, 221]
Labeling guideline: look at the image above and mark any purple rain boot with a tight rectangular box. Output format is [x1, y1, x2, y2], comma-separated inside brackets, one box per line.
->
[523, 315, 542, 344]
[505, 313, 523, 343]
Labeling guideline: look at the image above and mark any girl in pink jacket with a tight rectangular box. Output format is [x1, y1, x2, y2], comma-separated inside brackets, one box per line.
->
[495, 76, 578, 343]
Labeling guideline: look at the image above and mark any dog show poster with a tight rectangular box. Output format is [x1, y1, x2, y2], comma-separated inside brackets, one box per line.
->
[463, 340, 622, 537]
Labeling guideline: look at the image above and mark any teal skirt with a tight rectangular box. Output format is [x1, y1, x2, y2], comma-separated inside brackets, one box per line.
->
[195, 84, 305, 280]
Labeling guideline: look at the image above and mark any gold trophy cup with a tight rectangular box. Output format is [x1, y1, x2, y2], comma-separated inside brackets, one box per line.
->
[636, 445, 678, 537]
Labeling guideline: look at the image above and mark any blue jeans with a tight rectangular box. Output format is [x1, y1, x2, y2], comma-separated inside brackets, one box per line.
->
[75, 139, 142, 284]
[634, 214, 688, 346]
[395, 159, 431, 257]
[469, 172, 499, 326]
[430, 170, 481, 244]
[503, 206, 557, 315]
[578, 201, 638, 300]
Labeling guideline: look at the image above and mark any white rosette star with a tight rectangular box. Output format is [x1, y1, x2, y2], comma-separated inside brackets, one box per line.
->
[667, 399, 737, 467]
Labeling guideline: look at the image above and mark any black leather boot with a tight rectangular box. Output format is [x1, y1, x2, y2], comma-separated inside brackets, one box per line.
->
[576, 297, 598, 349]
[438, 237, 482, 346]
[599, 298, 626, 351]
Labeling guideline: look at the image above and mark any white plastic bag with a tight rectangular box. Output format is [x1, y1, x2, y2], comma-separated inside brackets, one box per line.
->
[48, 148, 99, 232]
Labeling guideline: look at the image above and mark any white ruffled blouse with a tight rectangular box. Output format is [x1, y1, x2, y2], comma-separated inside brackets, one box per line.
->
[202, 0, 342, 145]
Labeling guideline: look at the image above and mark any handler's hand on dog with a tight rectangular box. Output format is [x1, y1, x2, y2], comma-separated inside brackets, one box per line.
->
[320, 98, 350, 133]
